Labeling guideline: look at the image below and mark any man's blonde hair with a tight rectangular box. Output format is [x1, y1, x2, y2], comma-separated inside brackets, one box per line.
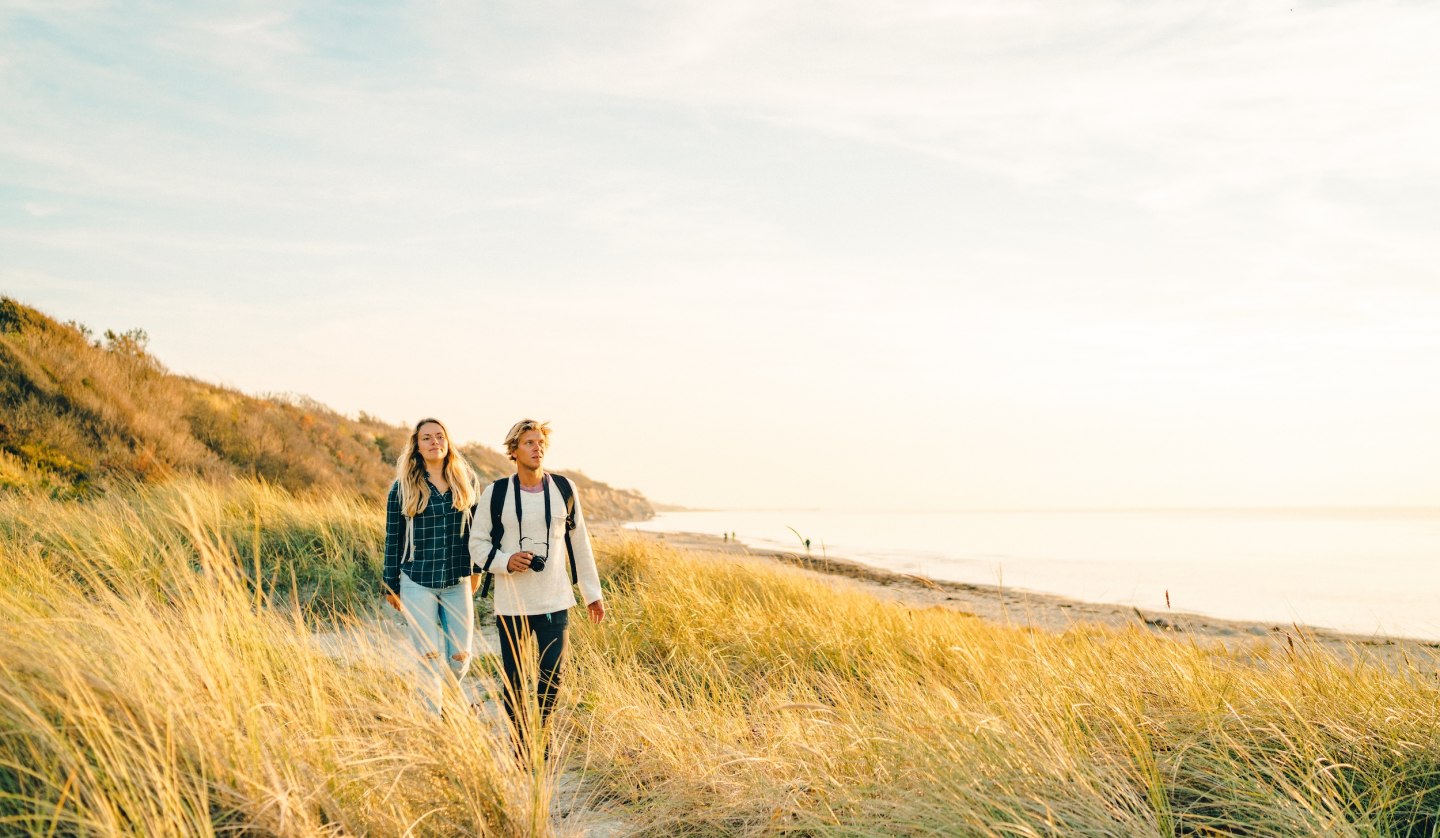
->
[504, 418, 551, 461]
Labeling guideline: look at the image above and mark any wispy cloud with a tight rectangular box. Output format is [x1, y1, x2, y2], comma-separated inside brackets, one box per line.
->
[456, 1, 1440, 203]
[2, 0, 1437, 506]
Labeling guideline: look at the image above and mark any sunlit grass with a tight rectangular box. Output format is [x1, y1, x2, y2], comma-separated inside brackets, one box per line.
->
[1, 478, 389, 618]
[4, 480, 1440, 836]
[0, 480, 536, 836]
[567, 535, 1440, 836]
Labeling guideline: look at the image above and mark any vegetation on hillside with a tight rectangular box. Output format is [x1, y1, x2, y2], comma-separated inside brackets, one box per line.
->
[0, 297, 650, 519]
[4, 479, 1440, 835]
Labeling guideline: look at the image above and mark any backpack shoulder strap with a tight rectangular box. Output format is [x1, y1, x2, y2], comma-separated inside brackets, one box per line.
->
[478, 476, 510, 598]
[395, 481, 416, 563]
[550, 474, 578, 585]
[551, 474, 576, 529]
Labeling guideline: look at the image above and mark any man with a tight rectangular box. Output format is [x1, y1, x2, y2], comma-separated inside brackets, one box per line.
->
[470, 418, 604, 747]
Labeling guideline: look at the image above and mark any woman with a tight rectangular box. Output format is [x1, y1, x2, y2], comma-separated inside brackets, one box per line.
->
[382, 417, 480, 714]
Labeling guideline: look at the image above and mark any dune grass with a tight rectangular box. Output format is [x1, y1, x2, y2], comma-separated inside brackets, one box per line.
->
[0, 480, 534, 837]
[566, 536, 1440, 836]
[4, 479, 1440, 835]
[0, 477, 391, 619]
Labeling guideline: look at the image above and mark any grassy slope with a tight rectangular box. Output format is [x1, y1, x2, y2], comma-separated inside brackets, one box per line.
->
[4, 481, 1440, 836]
[0, 297, 650, 520]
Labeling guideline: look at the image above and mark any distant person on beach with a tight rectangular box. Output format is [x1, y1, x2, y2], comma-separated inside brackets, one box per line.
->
[471, 418, 604, 753]
[382, 417, 480, 714]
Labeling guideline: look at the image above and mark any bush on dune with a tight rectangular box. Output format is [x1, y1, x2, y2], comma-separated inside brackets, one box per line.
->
[0, 297, 654, 521]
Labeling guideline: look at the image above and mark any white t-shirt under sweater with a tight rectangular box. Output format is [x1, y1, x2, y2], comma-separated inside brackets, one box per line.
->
[470, 474, 603, 617]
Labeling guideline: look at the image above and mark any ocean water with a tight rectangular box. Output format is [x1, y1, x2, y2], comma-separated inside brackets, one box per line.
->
[626, 508, 1440, 641]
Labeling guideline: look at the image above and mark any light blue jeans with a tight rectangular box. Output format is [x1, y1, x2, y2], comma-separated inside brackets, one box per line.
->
[398, 572, 474, 714]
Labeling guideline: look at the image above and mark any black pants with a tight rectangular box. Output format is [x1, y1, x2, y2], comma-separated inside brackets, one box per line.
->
[495, 609, 568, 732]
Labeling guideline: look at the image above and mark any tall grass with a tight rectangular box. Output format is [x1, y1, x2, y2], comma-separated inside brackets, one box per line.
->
[6, 480, 1440, 835]
[567, 536, 1440, 836]
[0, 478, 387, 617]
[0, 480, 538, 836]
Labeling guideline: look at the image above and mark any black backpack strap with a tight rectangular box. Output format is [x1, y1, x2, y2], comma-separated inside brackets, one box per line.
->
[551, 474, 578, 585]
[478, 476, 510, 598]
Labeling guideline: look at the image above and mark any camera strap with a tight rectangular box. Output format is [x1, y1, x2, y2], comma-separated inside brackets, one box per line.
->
[512, 473, 552, 562]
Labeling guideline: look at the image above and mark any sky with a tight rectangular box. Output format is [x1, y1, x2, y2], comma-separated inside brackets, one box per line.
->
[2, 0, 1438, 510]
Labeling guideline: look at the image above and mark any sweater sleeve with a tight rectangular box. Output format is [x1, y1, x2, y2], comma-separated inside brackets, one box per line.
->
[469, 482, 511, 575]
[568, 494, 603, 606]
[382, 481, 404, 596]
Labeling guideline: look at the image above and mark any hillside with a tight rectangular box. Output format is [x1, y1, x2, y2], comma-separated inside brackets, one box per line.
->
[0, 297, 652, 520]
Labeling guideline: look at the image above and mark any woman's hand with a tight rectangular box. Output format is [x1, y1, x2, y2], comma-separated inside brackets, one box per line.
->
[384, 593, 401, 612]
[469, 574, 483, 594]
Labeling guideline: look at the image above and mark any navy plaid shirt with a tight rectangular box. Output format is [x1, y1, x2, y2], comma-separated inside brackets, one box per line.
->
[382, 480, 473, 593]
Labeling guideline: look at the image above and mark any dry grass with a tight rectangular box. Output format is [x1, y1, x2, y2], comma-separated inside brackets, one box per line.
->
[0, 481, 540, 837]
[566, 536, 1440, 836]
[1, 478, 385, 617]
[5, 480, 1440, 836]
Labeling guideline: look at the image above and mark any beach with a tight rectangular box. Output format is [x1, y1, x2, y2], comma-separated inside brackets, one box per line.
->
[622, 527, 1440, 669]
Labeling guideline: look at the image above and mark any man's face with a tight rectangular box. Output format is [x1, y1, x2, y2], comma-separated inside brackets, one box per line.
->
[514, 429, 547, 470]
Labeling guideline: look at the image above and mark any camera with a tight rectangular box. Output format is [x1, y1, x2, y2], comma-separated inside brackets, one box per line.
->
[519, 537, 547, 573]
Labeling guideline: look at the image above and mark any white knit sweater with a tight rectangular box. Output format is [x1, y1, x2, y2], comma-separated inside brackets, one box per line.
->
[469, 475, 603, 616]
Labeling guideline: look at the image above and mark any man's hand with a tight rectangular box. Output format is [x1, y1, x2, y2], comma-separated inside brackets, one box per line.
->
[586, 599, 605, 624]
[469, 574, 483, 594]
[384, 592, 401, 612]
[506, 551, 533, 573]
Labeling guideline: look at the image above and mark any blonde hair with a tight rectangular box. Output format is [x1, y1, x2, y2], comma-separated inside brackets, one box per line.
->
[504, 418, 551, 461]
[395, 417, 477, 528]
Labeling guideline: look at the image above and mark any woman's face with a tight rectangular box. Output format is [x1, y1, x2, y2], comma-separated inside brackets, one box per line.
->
[416, 422, 448, 463]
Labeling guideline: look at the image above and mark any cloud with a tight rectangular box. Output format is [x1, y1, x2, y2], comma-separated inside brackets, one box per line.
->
[3, 0, 1439, 507]
[0, 266, 90, 294]
[449, 0, 1440, 205]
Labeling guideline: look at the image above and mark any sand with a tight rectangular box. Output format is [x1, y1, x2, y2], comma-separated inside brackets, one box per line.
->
[615, 527, 1440, 669]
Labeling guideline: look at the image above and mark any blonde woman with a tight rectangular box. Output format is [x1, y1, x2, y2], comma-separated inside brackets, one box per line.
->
[382, 417, 480, 713]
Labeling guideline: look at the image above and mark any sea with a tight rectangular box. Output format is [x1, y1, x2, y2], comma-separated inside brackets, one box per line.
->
[625, 508, 1440, 642]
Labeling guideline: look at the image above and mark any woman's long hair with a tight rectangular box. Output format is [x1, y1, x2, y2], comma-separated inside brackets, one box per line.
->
[395, 417, 477, 529]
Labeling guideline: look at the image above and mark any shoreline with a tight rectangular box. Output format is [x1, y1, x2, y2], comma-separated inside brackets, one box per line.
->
[615, 527, 1440, 667]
